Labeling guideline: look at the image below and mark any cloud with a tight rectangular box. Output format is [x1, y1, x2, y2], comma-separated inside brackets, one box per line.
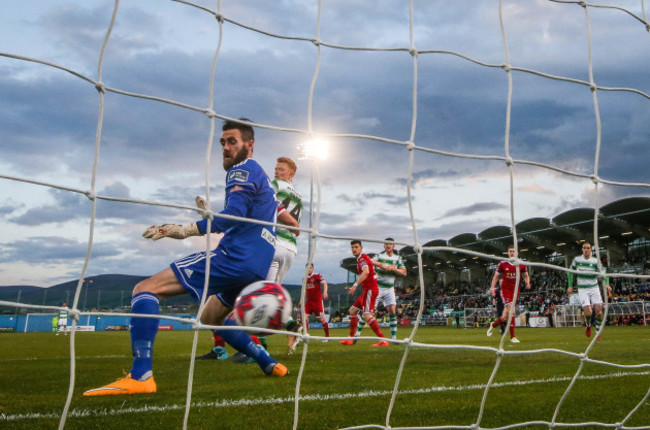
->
[395, 168, 462, 187]
[416, 217, 498, 242]
[361, 191, 411, 206]
[8, 189, 89, 226]
[516, 184, 554, 194]
[333, 190, 412, 209]
[315, 211, 414, 245]
[0, 199, 23, 217]
[0, 236, 121, 264]
[6, 182, 200, 227]
[151, 185, 225, 208]
[40, 3, 120, 64]
[335, 194, 359, 205]
[440, 202, 508, 218]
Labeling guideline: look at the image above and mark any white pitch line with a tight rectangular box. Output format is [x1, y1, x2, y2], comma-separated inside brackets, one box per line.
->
[2, 370, 649, 421]
[3, 355, 129, 362]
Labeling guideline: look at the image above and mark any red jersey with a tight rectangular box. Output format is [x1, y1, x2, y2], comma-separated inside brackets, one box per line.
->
[357, 253, 378, 293]
[305, 273, 325, 302]
[496, 260, 527, 291]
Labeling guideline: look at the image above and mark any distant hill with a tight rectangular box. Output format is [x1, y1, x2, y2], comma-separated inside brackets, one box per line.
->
[0, 275, 351, 314]
[0, 274, 147, 312]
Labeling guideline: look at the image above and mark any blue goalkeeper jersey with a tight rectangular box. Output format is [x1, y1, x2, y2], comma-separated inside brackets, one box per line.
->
[196, 158, 277, 278]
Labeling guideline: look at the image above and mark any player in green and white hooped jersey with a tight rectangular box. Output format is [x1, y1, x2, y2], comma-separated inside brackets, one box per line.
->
[567, 242, 611, 338]
[57, 302, 69, 336]
[266, 157, 305, 354]
[267, 157, 302, 283]
[356, 238, 406, 341]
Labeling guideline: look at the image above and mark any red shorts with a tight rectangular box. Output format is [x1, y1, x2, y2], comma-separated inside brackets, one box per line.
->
[500, 287, 520, 306]
[305, 299, 324, 316]
[352, 288, 378, 314]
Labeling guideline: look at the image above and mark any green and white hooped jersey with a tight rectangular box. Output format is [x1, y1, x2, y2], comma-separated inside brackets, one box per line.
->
[273, 179, 302, 254]
[570, 255, 600, 289]
[373, 252, 404, 289]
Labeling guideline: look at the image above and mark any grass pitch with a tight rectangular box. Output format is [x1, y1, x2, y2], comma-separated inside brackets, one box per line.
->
[1, 326, 649, 430]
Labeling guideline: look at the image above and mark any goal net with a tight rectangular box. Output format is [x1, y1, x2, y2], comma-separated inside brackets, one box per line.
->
[1, 0, 650, 429]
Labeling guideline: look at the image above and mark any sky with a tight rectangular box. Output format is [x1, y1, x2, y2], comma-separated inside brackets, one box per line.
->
[0, 0, 649, 288]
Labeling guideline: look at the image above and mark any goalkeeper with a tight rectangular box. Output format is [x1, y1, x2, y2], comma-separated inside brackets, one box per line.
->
[84, 119, 288, 396]
[51, 315, 58, 335]
[195, 157, 303, 360]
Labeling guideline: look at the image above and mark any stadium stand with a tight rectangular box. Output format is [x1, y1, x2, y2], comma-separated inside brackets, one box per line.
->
[340, 197, 650, 327]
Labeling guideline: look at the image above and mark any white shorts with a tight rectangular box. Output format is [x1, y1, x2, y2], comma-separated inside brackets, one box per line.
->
[578, 286, 603, 308]
[375, 287, 396, 308]
[266, 244, 296, 284]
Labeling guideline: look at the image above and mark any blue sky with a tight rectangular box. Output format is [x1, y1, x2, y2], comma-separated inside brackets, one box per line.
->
[1, 0, 649, 287]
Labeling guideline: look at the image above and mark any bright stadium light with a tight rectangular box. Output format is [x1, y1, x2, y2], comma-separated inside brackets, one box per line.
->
[298, 138, 329, 161]
[298, 137, 329, 258]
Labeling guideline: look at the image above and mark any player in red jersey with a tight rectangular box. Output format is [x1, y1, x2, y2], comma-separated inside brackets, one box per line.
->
[300, 263, 330, 340]
[487, 245, 531, 343]
[340, 240, 389, 347]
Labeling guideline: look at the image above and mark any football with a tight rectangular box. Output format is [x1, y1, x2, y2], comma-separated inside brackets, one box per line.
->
[233, 281, 293, 335]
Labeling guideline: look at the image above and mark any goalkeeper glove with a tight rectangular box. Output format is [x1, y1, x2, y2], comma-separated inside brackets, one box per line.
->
[195, 195, 212, 219]
[142, 223, 200, 241]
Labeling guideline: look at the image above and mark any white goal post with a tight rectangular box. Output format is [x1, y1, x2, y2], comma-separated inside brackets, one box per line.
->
[554, 301, 649, 328]
[466, 302, 649, 329]
[23, 313, 96, 333]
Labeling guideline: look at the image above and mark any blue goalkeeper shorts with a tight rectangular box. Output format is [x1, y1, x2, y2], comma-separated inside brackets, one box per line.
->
[170, 250, 263, 308]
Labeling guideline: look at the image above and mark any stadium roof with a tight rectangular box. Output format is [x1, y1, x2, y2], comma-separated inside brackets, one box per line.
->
[340, 196, 650, 274]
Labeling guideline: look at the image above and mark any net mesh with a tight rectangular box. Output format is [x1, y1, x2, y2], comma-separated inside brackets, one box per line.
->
[1, 0, 650, 429]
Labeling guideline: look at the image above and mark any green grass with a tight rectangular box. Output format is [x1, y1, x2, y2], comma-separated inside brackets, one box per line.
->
[1, 327, 650, 429]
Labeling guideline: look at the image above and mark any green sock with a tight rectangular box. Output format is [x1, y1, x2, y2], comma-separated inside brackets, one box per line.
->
[390, 314, 397, 339]
[356, 319, 366, 336]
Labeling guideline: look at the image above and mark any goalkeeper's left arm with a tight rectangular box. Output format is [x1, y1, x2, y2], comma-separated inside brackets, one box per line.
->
[141, 196, 206, 241]
[142, 223, 200, 241]
[142, 185, 255, 241]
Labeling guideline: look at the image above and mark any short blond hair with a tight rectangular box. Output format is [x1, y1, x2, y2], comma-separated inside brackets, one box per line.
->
[276, 157, 297, 174]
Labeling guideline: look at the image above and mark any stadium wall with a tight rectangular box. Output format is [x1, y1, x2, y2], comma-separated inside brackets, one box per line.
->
[0, 314, 196, 333]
